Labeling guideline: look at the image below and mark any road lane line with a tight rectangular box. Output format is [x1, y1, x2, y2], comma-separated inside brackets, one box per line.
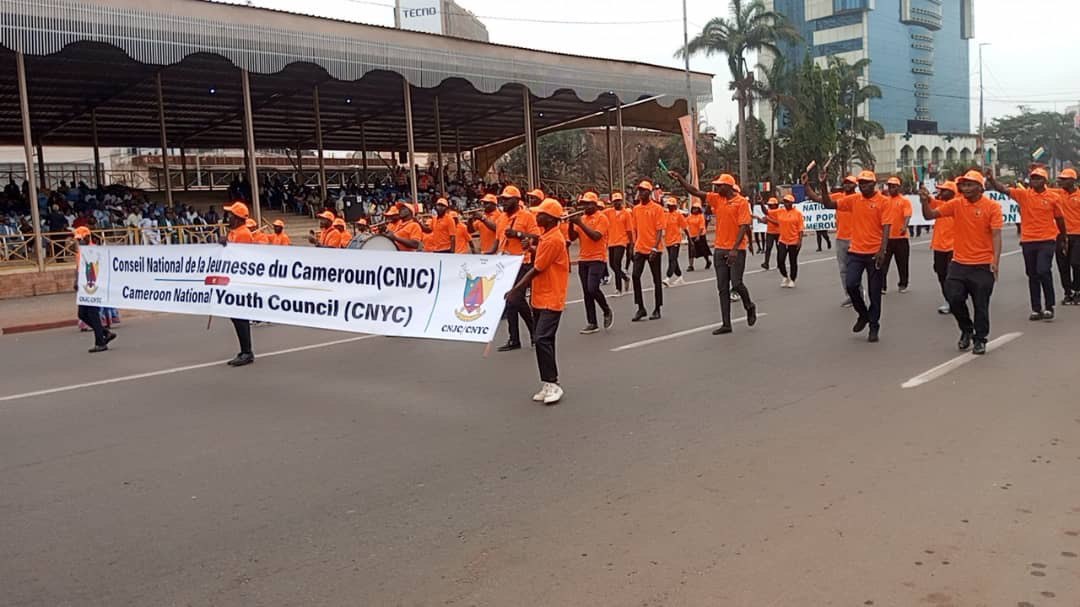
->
[1002, 249, 1022, 257]
[610, 313, 768, 352]
[0, 334, 379, 403]
[900, 332, 1022, 389]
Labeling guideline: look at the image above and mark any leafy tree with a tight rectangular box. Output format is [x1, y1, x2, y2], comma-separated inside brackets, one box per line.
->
[751, 54, 798, 185]
[830, 56, 885, 173]
[985, 108, 1080, 174]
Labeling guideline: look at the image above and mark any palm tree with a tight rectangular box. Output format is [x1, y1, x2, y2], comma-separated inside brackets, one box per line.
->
[678, 0, 799, 187]
[830, 56, 884, 172]
[751, 54, 797, 185]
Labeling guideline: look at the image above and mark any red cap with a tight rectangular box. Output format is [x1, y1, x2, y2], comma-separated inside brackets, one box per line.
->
[531, 198, 564, 218]
[224, 201, 250, 218]
[957, 170, 986, 187]
[711, 174, 736, 186]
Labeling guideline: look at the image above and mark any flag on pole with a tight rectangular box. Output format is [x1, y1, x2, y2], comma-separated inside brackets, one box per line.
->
[678, 115, 699, 189]
[1032, 146, 1047, 161]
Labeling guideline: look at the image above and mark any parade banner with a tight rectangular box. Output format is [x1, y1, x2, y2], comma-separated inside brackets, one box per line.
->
[75, 244, 523, 343]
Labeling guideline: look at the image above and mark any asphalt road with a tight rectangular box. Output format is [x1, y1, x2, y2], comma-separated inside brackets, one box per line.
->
[3, 232, 1080, 607]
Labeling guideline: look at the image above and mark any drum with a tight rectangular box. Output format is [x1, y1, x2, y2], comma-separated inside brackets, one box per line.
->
[347, 233, 399, 251]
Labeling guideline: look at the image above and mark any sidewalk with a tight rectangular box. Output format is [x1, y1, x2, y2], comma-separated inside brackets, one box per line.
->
[0, 292, 156, 335]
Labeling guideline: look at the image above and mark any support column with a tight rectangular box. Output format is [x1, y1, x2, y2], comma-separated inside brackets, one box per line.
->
[91, 109, 103, 189]
[195, 152, 202, 188]
[402, 78, 419, 205]
[455, 129, 462, 182]
[605, 114, 613, 192]
[35, 143, 46, 191]
[616, 101, 626, 194]
[313, 84, 327, 202]
[155, 72, 174, 208]
[240, 69, 261, 224]
[295, 147, 303, 186]
[360, 125, 368, 185]
[16, 52, 44, 271]
[179, 146, 188, 191]
[434, 95, 445, 194]
[522, 87, 535, 189]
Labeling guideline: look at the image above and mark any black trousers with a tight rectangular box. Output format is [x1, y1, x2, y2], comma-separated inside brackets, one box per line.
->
[77, 305, 108, 346]
[624, 245, 632, 271]
[666, 244, 682, 278]
[933, 250, 953, 299]
[713, 249, 752, 326]
[763, 233, 779, 266]
[533, 308, 562, 384]
[608, 246, 628, 291]
[503, 263, 535, 345]
[880, 238, 911, 289]
[816, 230, 832, 250]
[845, 253, 884, 327]
[1055, 235, 1080, 295]
[777, 242, 801, 281]
[1021, 240, 1056, 311]
[631, 251, 663, 312]
[945, 262, 995, 341]
[231, 317, 253, 354]
[579, 260, 611, 325]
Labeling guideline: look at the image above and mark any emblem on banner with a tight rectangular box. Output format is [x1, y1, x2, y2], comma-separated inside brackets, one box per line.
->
[455, 262, 504, 322]
[82, 250, 100, 295]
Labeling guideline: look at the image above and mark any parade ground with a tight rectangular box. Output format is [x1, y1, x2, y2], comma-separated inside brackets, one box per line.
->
[3, 232, 1079, 606]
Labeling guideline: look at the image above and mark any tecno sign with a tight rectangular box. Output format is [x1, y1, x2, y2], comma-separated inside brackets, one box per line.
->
[398, 0, 443, 35]
[402, 7, 436, 18]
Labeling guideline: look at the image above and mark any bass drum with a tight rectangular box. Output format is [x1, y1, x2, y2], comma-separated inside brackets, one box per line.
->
[347, 233, 399, 251]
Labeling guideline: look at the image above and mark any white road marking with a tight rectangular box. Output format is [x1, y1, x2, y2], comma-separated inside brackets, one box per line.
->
[0, 334, 379, 404]
[1001, 249, 1022, 258]
[900, 332, 1023, 389]
[610, 313, 768, 352]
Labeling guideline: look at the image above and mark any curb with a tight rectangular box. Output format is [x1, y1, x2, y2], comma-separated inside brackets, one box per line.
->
[2, 319, 78, 335]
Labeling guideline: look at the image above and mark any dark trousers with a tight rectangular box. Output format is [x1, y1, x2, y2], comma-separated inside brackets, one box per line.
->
[579, 260, 611, 325]
[777, 242, 801, 281]
[933, 250, 953, 299]
[688, 236, 711, 268]
[533, 309, 562, 384]
[845, 253, 884, 327]
[503, 263, 535, 344]
[631, 251, 663, 312]
[763, 233, 779, 266]
[666, 244, 682, 278]
[945, 262, 995, 341]
[608, 246, 628, 291]
[1054, 236, 1080, 295]
[77, 305, 108, 346]
[713, 248, 752, 326]
[231, 317, 253, 354]
[1021, 240, 1056, 311]
[816, 230, 832, 250]
[624, 245, 632, 271]
[880, 238, 911, 289]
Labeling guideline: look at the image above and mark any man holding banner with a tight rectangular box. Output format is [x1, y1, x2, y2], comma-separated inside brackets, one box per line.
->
[222, 201, 257, 367]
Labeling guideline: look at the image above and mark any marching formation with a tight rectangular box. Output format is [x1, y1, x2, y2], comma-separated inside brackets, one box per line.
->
[73, 165, 1080, 405]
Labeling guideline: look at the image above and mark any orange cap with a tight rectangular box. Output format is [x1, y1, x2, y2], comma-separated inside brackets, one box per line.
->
[272, 219, 285, 227]
[532, 198, 564, 218]
[499, 185, 522, 199]
[783, 194, 796, 203]
[526, 188, 545, 201]
[711, 174, 736, 186]
[73, 226, 91, 239]
[481, 193, 498, 204]
[317, 210, 335, 221]
[1030, 167, 1050, 180]
[332, 218, 346, 228]
[663, 196, 678, 206]
[733, 184, 742, 194]
[857, 170, 877, 182]
[579, 192, 600, 204]
[886, 176, 902, 186]
[636, 180, 654, 191]
[1060, 168, 1078, 180]
[435, 197, 449, 207]
[224, 201, 250, 218]
[384, 205, 399, 216]
[957, 170, 985, 187]
[245, 218, 258, 229]
[937, 181, 958, 193]
[691, 201, 702, 209]
[355, 217, 369, 226]
[611, 192, 625, 202]
[843, 175, 858, 184]
[596, 199, 606, 209]
[767, 197, 779, 205]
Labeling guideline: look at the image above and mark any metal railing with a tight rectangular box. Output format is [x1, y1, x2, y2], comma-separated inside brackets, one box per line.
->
[0, 224, 227, 269]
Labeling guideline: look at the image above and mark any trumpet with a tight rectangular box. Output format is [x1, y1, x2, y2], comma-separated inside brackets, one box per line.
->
[561, 210, 586, 221]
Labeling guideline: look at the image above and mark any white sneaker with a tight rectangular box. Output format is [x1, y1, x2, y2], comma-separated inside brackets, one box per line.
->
[543, 383, 564, 405]
[674, 276, 686, 286]
[532, 383, 550, 402]
[938, 302, 951, 315]
[612, 290, 623, 298]
[662, 277, 672, 286]
[780, 278, 789, 287]
[788, 280, 796, 289]
[730, 292, 740, 301]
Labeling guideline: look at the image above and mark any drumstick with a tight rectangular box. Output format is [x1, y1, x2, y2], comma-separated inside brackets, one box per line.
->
[206, 315, 213, 330]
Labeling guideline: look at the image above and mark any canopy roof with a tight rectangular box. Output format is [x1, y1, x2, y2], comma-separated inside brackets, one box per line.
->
[0, 0, 713, 153]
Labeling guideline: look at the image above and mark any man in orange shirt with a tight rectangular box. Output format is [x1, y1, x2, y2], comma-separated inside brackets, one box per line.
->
[385, 204, 424, 251]
[879, 176, 913, 294]
[919, 171, 1003, 355]
[813, 170, 892, 342]
[988, 167, 1066, 320]
[309, 210, 335, 246]
[421, 197, 456, 253]
[473, 193, 503, 255]
[759, 194, 805, 287]
[1055, 168, 1080, 304]
[662, 196, 689, 287]
[927, 181, 957, 314]
[268, 219, 291, 245]
[328, 218, 352, 248]
[222, 202, 257, 366]
[628, 181, 666, 321]
[759, 196, 781, 271]
[569, 192, 613, 333]
[505, 198, 570, 405]
[495, 186, 539, 351]
[669, 170, 758, 334]
[685, 200, 711, 272]
[604, 193, 633, 295]
[452, 212, 473, 254]
[804, 175, 859, 306]
[247, 218, 270, 244]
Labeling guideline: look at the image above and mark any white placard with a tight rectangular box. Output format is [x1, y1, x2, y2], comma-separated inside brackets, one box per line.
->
[398, 0, 443, 34]
[750, 194, 1020, 233]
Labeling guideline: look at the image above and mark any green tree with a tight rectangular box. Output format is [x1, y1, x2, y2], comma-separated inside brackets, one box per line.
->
[679, 0, 799, 189]
[830, 56, 885, 173]
[782, 56, 841, 185]
[985, 108, 1080, 174]
[751, 54, 798, 185]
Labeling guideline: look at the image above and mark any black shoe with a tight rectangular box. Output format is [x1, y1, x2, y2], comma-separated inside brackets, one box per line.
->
[867, 325, 880, 343]
[686, 265, 695, 272]
[972, 340, 987, 355]
[958, 332, 972, 351]
[227, 352, 255, 366]
[1029, 311, 1042, 321]
[746, 303, 757, 327]
[632, 309, 647, 322]
[705, 263, 712, 269]
[1064, 294, 1075, 306]
[852, 315, 869, 333]
[760, 262, 769, 270]
[496, 341, 522, 352]
[88, 345, 108, 353]
[649, 310, 662, 321]
[579, 324, 599, 335]
[712, 325, 733, 335]
[603, 309, 615, 330]
[1042, 308, 1055, 321]
[104, 331, 117, 345]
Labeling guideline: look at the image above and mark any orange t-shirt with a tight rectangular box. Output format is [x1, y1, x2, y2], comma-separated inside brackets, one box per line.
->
[776, 207, 805, 246]
[426, 214, 456, 252]
[454, 222, 471, 253]
[934, 196, 1003, 265]
[631, 202, 666, 254]
[331, 228, 352, 248]
[1055, 188, 1080, 235]
[830, 191, 853, 240]
[930, 199, 955, 252]
[882, 194, 912, 239]
[472, 210, 503, 253]
[1011, 187, 1063, 242]
[707, 193, 752, 251]
[392, 220, 423, 251]
[317, 227, 334, 247]
[605, 208, 632, 247]
[559, 221, 570, 243]
[664, 210, 687, 246]
[764, 207, 780, 235]
[252, 231, 270, 244]
[531, 226, 570, 311]
[268, 231, 291, 246]
[575, 212, 609, 262]
[227, 226, 255, 244]
[836, 192, 889, 255]
[496, 208, 539, 263]
[686, 212, 706, 238]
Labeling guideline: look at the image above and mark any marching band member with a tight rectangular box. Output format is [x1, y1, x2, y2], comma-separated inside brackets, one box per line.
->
[247, 218, 270, 244]
[473, 193, 503, 255]
[452, 211, 473, 254]
[629, 180, 665, 322]
[495, 186, 539, 352]
[385, 203, 424, 251]
[268, 219, 291, 245]
[423, 197, 456, 253]
[568, 192, 613, 334]
[309, 210, 336, 246]
[222, 201, 257, 366]
[329, 218, 351, 248]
